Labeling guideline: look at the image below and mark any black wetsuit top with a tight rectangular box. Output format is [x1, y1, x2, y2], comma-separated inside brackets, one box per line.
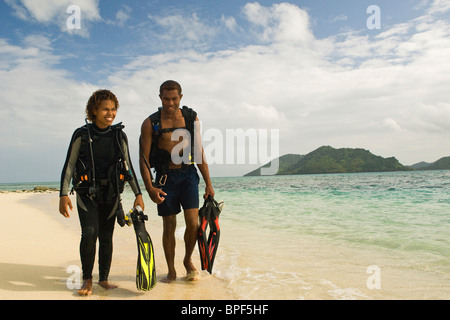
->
[60, 122, 141, 199]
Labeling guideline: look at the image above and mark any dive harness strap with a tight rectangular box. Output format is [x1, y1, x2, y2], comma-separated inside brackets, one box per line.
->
[72, 121, 133, 202]
[141, 106, 197, 187]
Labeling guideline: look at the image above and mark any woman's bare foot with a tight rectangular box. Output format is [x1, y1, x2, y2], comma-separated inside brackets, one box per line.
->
[78, 279, 93, 296]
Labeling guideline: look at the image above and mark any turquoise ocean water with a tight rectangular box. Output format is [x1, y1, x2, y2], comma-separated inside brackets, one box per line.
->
[204, 171, 450, 299]
[3, 170, 449, 299]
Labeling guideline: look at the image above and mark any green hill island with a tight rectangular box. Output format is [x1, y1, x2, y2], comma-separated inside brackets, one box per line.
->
[244, 146, 450, 176]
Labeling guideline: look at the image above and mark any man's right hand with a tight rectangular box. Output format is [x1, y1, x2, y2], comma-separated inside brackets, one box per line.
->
[148, 187, 167, 204]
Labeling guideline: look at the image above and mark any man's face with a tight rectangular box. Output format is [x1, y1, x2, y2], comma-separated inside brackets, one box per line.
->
[160, 89, 183, 113]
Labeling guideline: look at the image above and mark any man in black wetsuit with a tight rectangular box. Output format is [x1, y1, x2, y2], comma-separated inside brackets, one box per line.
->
[59, 89, 144, 295]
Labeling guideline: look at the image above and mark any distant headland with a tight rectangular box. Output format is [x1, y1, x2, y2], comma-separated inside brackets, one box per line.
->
[244, 146, 450, 176]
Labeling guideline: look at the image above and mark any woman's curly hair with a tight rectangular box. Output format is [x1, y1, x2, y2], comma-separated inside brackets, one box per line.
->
[85, 89, 119, 122]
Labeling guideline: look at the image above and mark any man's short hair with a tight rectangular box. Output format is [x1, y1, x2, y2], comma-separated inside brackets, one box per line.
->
[160, 80, 182, 96]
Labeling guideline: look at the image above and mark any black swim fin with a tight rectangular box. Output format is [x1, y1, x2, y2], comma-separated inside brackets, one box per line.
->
[197, 196, 222, 274]
[129, 206, 156, 291]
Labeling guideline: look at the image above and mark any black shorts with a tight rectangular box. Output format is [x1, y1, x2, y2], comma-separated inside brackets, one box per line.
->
[157, 165, 200, 216]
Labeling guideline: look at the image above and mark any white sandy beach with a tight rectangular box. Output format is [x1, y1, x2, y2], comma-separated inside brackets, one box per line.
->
[2, 187, 449, 301]
[0, 191, 235, 300]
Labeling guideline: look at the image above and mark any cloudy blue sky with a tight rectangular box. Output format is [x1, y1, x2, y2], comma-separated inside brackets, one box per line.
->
[1, 0, 450, 182]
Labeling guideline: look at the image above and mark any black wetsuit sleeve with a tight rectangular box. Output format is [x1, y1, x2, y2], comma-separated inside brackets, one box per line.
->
[120, 131, 142, 196]
[60, 130, 82, 197]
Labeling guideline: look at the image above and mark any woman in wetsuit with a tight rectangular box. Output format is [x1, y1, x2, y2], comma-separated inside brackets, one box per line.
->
[59, 89, 144, 295]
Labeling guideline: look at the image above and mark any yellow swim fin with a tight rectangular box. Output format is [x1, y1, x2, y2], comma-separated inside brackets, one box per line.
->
[130, 206, 156, 291]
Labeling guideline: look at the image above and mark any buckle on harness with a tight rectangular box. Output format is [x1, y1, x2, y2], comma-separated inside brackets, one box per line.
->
[158, 174, 167, 186]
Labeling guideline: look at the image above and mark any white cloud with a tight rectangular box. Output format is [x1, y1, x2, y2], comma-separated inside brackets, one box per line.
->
[7, 0, 64, 22]
[0, 34, 96, 182]
[330, 14, 348, 23]
[81, 2, 450, 172]
[1, 1, 450, 180]
[0, 36, 93, 147]
[106, 4, 131, 27]
[242, 2, 313, 45]
[5, 0, 101, 37]
[221, 15, 237, 32]
[148, 12, 216, 47]
[5, 0, 29, 20]
[383, 118, 403, 132]
[115, 5, 131, 27]
[427, 0, 450, 15]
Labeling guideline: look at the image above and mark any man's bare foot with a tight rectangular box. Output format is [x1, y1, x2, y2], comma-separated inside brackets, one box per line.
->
[184, 259, 199, 281]
[186, 270, 199, 281]
[78, 279, 93, 296]
[99, 281, 118, 290]
[160, 271, 177, 283]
